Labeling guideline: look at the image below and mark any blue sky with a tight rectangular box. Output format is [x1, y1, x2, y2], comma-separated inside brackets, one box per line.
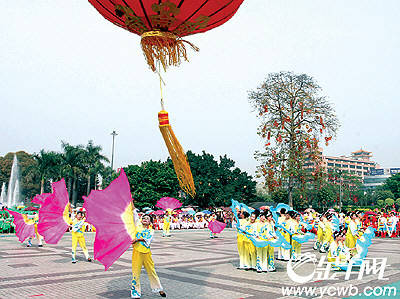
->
[1, 1, 399, 174]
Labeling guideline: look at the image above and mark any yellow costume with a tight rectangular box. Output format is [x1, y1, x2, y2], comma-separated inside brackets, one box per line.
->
[257, 221, 276, 271]
[328, 240, 351, 269]
[131, 211, 163, 298]
[345, 220, 358, 250]
[237, 218, 247, 269]
[243, 220, 258, 269]
[290, 219, 302, 261]
[313, 217, 324, 250]
[277, 216, 291, 260]
[162, 211, 171, 237]
[27, 214, 43, 247]
[69, 218, 90, 262]
[320, 219, 333, 253]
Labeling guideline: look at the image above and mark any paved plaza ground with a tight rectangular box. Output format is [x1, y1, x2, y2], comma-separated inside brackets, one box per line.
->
[0, 229, 399, 299]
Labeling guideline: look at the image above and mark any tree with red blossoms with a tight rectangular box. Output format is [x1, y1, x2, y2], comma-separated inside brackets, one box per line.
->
[248, 72, 339, 207]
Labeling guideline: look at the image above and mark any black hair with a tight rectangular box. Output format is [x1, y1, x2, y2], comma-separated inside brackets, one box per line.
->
[76, 211, 84, 216]
[263, 210, 272, 218]
[242, 211, 250, 218]
[333, 229, 346, 239]
[280, 208, 287, 215]
[143, 213, 154, 223]
[252, 209, 260, 217]
[288, 210, 297, 218]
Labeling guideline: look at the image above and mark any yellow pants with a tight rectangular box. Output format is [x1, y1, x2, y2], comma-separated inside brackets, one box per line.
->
[162, 221, 170, 236]
[72, 234, 89, 260]
[237, 239, 246, 268]
[291, 240, 301, 261]
[256, 243, 275, 271]
[345, 231, 358, 257]
[321, 227, 333, 251]
[278, 231, 291, 260]
[29, 224, 43, 245]
[131, 249, 163, 298]
[244, 241, 257, 269]
[314, 226, 324, 249]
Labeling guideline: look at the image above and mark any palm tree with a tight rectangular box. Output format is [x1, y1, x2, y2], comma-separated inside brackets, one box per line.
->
[33, 150, 63, 193]
[84, 141, 109, 195]
[61, 142, 86, 207]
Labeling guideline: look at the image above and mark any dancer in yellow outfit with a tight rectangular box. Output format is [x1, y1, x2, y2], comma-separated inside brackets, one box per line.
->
[27, 212, 43, 247]
[131, 205, 166, 299]
[208, 213, 217, 238]
[162, 209, 171, 237]
[256, 210, 277, 272]
[345, 212, 360, 254]
[313, 214, 325, 251]
[277, 209, 291, 261]
[236, 211, 249, 269]
[320, 214, 334, 253]
[289, 211, 305, 261]
[328, 230, 351, 269]
[68, 211, 91, 263]
[243, 210, 259, 270]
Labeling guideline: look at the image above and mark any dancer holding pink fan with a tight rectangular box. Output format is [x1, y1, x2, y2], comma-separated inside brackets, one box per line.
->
[155, 197, 182, 237]
[208, 212, 227, 239]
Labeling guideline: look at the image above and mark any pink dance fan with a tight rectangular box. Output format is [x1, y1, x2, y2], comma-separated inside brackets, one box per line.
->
[31, 192, 52, 206]
[83, 169, 135, 271]
[208, 220, 227, 234]
[36, 179, 70, 244]
[6, 209, 36, 243]
[156, 197, 182, 211]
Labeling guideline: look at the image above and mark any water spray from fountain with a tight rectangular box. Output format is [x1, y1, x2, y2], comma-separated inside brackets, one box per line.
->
[0, 182, 6, 204]
[6, 154, 21, 208]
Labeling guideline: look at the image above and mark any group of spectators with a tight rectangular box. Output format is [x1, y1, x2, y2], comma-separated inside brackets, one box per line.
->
[0, 212, 14, 233]
[141, 209, 235, 231]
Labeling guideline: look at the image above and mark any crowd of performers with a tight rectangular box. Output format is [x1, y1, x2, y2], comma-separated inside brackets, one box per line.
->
[0, 168, 395, 299]
[232, 201, 379, 273]
[1, 174, 229, 299]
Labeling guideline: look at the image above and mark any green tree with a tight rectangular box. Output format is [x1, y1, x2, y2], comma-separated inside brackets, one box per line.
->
[396, 198, 400, 207]
[61, 142, 86, 207]
[0, 151, 41, 203]
[122, 151, 258, 209]
[249, 71, 339, 207]
[385, 198, 394, 206]
[124, 160, 180, 209]
[380, 173, 400, 198]
[83, 140, 109, 195]
[271, 189, 288, 204]
[187, 151, 257, 208]
[32, 150, 63, 193]
[373, 190, 395, 204]
[377, 200, 384, 208]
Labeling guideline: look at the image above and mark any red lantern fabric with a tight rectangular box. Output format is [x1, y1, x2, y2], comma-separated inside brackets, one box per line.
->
[88, 0, 245, 37]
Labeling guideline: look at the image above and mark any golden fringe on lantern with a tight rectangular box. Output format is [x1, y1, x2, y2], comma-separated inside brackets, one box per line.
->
[158, 110, 196, 198]
[141, 31, 199, 72]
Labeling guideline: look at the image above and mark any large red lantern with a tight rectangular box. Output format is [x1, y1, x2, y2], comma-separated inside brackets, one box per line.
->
[88, 0, 244, 71]
[87, 0, 245, 198]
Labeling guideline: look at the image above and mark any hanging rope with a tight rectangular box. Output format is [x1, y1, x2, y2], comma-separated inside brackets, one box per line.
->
[155, 62, 196, 198]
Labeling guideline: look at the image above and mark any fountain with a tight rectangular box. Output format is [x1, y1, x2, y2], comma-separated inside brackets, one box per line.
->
[6, 154, 21, 208]
[0, 182, 6, 203]
[12, 180, 20, 206]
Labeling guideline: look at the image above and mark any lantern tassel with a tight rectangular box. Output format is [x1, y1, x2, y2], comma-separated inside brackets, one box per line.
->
[141, 31, 199, 72]
[158, 110, 196, 198]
